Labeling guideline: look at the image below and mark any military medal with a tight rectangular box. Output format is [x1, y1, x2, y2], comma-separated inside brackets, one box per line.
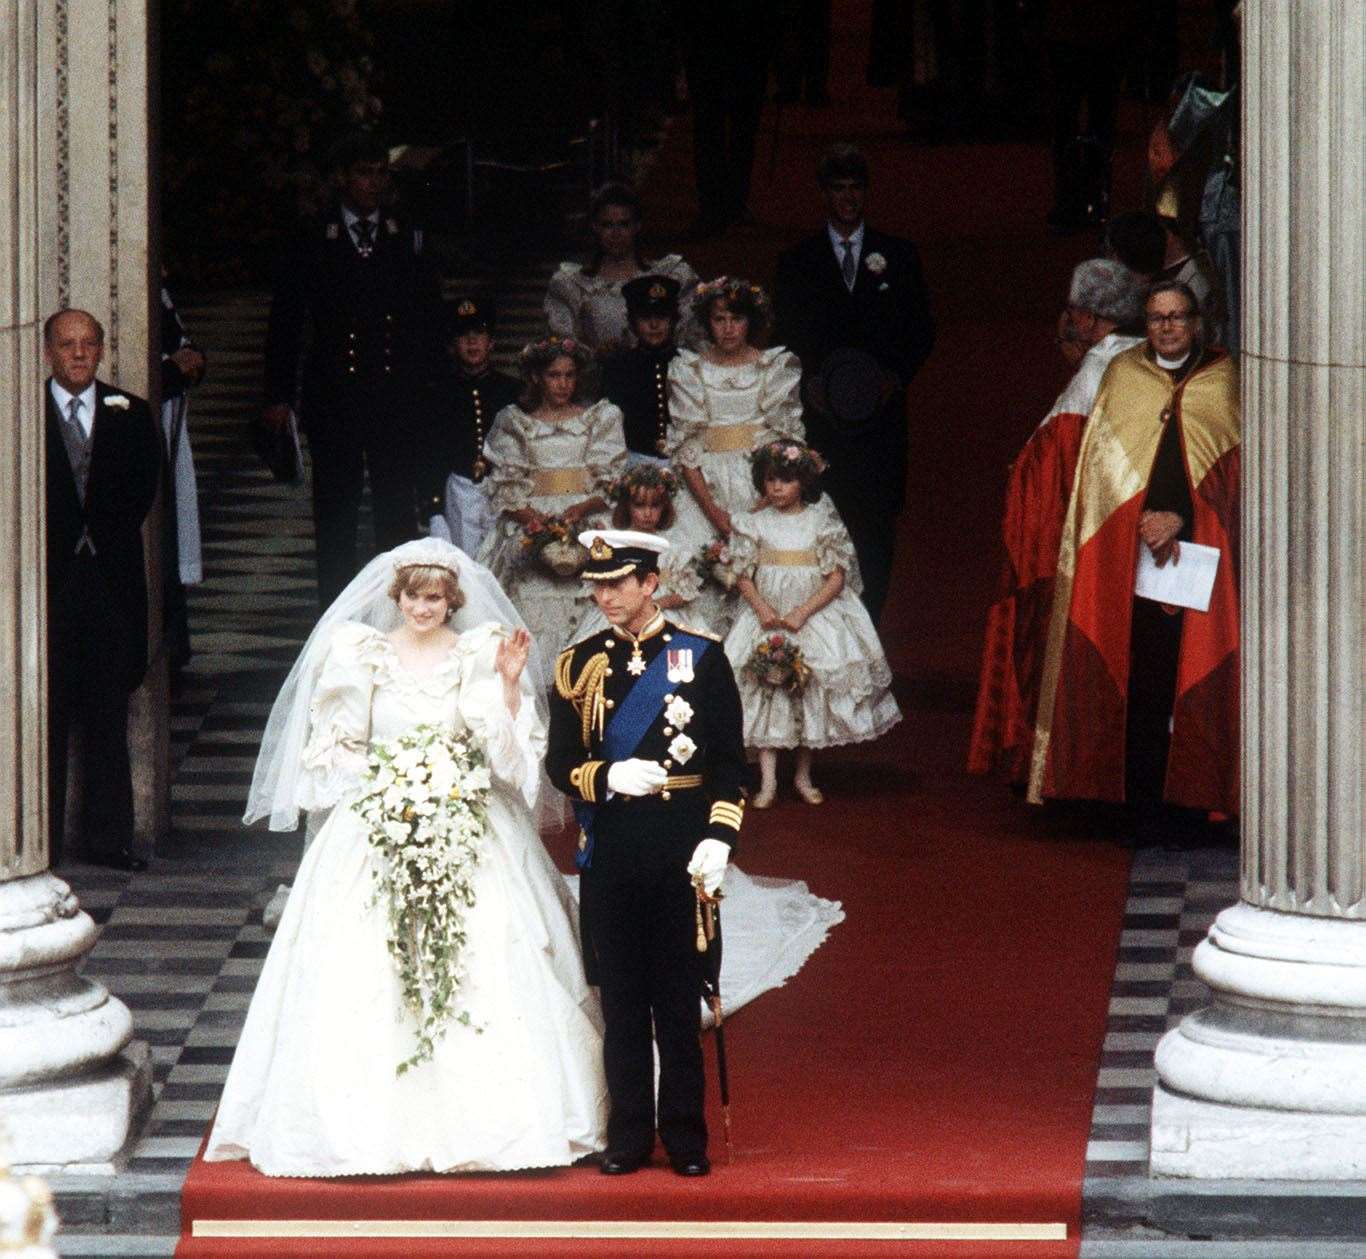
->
[666, 648, 695, 684]
[627, 649, 647, 677]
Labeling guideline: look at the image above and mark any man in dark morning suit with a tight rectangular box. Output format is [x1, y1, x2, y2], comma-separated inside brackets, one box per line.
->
[546, 530, 747, 1178]
[599, 275, 681, 463]
[44, 309, 161, 871]
[419, 295, 519, 556]
[261, 132, 442, 607]
[773, 143, 935, 623]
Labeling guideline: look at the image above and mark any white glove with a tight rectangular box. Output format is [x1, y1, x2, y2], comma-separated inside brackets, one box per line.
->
[428, 514, 452, 542]
[606, 758, 668, 797]
[687, 838, 731, 897]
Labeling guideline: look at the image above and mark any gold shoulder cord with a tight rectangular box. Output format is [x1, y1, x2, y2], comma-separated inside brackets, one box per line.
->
[555, 650, 610, 748]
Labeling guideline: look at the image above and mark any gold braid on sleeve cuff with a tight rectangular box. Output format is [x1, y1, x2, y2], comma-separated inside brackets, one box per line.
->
[569, 760, 605, 804]
[709, 800, 744, 832]
[554, 650, 610, 749]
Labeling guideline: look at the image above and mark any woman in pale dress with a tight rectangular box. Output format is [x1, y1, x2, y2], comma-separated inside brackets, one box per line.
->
[205, 539, 608, 1176]
[477, 337, 627, 680]
[544, 182, 699, 353]
[666, 277, 804, 635]
[724, 443, 901, 807]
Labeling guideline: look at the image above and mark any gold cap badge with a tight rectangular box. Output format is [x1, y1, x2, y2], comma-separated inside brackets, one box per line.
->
[457, 300, 477, 317]
[648, 282, 667, 300]
[589, 537, 613, 561]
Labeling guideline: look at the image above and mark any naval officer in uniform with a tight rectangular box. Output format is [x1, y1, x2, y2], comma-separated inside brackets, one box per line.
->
[546, 529, 747, 1177]
[599, 275, 682, 467]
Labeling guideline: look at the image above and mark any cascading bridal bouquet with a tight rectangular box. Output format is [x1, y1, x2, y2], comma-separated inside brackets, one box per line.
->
[743, 633, 812, 693]
[353, 723, 493, 1074]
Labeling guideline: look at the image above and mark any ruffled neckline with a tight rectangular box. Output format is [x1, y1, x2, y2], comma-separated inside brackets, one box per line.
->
[678, 345, 787, 389]
[347, 624, 496, 696]
[506, 399, 612, 436]
[557, 255, 685, 296]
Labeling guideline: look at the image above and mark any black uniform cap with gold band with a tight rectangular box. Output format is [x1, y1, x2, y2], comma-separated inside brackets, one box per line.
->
[445, 293, 495, 338]
[577, 529, 671, 581]
[621, 274, 681, 320]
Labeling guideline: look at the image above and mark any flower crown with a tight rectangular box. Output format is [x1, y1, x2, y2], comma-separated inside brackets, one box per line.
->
[518, 334, 592, 367]
[694, 275, 768, 309]
[750, 440, 827, 479]
[609, 464, 679, 502]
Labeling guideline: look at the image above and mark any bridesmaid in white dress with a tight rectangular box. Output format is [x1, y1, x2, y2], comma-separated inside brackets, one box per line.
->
[477, 337, 627, 680]
[724, 443, 902, 808]
[666, 278, 804, 635]
[206, 540, 608, 1176]
[544, 182, 699, 353]
[572, 465, 714, 640]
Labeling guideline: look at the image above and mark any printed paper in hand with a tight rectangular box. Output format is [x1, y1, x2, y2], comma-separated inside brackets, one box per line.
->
[1134, 541, 1220, 612]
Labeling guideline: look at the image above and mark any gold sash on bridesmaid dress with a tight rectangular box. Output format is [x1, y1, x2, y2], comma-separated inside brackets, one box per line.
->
[757, 547, 818, 567]
[702, 423, 760, 453]
[531, 467, 590, 496]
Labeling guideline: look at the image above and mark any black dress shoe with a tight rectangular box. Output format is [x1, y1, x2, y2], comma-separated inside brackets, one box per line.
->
[86, 848, 148, 873]
[670, 1154, 710, 1177]
[599, 1150, 650, 1175]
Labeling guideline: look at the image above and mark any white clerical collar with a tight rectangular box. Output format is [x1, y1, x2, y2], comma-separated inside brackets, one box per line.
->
[1156, 351, 1191, 371]
[50, 379, 98, 436]
[828, 221, 865, 255]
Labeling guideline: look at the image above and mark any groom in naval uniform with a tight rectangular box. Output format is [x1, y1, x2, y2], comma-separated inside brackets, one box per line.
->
[547, 530, 747, 1177]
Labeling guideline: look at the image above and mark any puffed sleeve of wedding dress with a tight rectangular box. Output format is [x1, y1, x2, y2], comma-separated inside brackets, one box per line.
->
[727, 511, 762, 581]
[664, 350, 708, 468]
[756, 347, 805, 440]
[296, 622, 381, 812]
[454, 622, 547, 810]
[584, 400, 629, 496]
[484, 406, 535, 514]
[813, 494, 865, 594]
[544, 263, 584, 340]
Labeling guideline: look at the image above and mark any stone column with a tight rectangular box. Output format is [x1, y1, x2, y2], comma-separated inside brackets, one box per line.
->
[1151, 0, 1365, 1179]
[0, 0, 151, 1169]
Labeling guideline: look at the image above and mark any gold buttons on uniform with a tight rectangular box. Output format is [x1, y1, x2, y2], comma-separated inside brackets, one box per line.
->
[661, 790, 672, 801]
[605, 699, 615, 709]
[663, 759, 673, 769]
[663, 726, 674, 737]
[604, 667, 613, 677]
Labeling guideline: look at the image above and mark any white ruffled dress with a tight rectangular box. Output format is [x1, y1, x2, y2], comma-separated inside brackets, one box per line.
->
[724, 499, 902, 749]
[544, 254, 700, 352]
[204, 622, 609, 1177]
[665, 348, 805, 635]
[477, 401, 627, 679]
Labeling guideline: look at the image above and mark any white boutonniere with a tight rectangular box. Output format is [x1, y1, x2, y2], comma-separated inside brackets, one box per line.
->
[325, 222, 340, 240]
[104, 394, 130, 410]
[668, 733, 697, 765]
[864, 252, 887, 275]
[664, 696, 694, 730]
[385, 218, 399, 236]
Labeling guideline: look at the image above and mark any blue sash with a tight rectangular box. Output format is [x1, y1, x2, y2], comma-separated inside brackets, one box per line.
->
[573, 632, 710, 869]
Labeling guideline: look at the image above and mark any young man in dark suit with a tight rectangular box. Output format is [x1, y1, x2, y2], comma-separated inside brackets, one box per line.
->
[44, 308, 161, 870]
[261, 132, 442, 607]
[773, 144, 935, 623]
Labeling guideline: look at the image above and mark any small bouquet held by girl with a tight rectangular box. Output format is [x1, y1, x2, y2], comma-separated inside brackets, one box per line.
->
[518, 514, 588, 577]
[723, 441, 901, 807]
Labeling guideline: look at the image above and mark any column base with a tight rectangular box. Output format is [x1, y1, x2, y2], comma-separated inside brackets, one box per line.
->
[1153, 903, 1366, 1179]
[4, 1041, 152, 1172]
[1152, 1083, 1366, 1180]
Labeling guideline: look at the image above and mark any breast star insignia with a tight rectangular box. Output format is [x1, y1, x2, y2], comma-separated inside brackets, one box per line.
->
[627, 652, 647, 676]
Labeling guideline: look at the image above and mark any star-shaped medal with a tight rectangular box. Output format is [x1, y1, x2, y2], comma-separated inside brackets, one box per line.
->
[627, 651, 646, 677]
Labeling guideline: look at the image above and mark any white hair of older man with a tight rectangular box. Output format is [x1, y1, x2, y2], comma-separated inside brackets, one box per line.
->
[1068, 258, 1144, 326]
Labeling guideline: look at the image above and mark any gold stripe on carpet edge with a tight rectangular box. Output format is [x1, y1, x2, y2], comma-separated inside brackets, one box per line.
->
[192, 1220, 1069, 1241]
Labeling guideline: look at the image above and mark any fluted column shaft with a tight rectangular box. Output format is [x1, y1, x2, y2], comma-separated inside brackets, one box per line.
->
[1240, 0, 1364, 917]
[1151, 0, 1365, 1180]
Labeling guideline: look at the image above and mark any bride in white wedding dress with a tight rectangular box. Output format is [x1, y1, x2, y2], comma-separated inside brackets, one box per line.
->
[206, 538, 841, 1178]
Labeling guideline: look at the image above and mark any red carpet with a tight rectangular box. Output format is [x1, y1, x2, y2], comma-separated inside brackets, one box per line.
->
[178, 4, 1137, 1254]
